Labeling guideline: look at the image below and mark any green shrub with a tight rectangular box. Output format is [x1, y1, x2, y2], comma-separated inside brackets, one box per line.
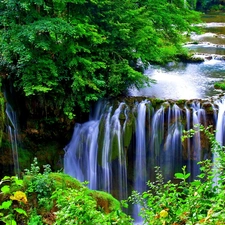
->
[0, 176, 27, 224]
[52, 187, 133, 225]
[128, 125, 225, 224]
[24, 158, 55, 210]
[0, 157, 132, 224]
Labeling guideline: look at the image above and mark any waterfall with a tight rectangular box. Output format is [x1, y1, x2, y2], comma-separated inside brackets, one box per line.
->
[100, 106, 112, 192]
[5, 103, 20, 176]
[64, 121, 100, 188]
[163, 104, 183, 180]
[133, 101, 148, 222]
[214, 98, 225, 186]
[64, 102, 128, 199]
[64, 98, 221, 221]
[134, 101, 148, 192]
[64, 101, 104, 188]
[191, 102, 206, 178]
[150, 105, 165, 169]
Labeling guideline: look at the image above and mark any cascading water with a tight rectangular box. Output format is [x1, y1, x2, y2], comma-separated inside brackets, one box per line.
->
[133, 101, 148, 223]
[162, 104, 183, 180]
[134, 101, 148, 193]
[213, 98, 225, 186]
[5, 103, 20, 176]
[64, 102, 129, 199]
[190, 102, 206, 178]
[64, 97, 225, 222]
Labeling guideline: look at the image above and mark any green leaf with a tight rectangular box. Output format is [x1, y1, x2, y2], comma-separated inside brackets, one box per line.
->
[1, 185, 10, 194]
[143, 193, 149, 199]
[7, 219, 17, 225]
[175, 173, 185, 179]
[2, 176, 10, 181]
[191, 180, 201, 186]
[185, 173, 190, 179]
[0, 200, 12, 209]
[14, 208, 27, 216]
[15, 179, 23, 186]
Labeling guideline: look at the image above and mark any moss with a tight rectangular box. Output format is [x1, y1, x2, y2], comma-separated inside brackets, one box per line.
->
[111, 135, 120, 161]
[123, 113, 135, 150]
[97, 119, 106, 166]
[23, 172, 122, 215]
[150, 98, 165, 108]
[17, 147, 33, 172]
[20, 138, 64, 172]
[214, 81, 225, 90]
[176, 99, 186, 107]
[23, 172, 84, 191]
[49, 172, 83, 190]
[88, 190, 121, 214]
[179, 52, 204, 63]
[0, 93, 5, 147]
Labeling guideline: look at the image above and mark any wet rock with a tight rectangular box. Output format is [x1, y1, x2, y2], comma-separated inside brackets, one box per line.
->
[205, 55, 213, 60]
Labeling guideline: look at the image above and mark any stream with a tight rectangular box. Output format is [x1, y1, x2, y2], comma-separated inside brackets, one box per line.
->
[129, 13, 225, 100]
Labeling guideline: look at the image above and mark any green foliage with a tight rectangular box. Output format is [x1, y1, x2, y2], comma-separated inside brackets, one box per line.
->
[24, 158, 54, 209]
[52, 187, 133, 225]
[0, 176, 27, 224]
[0, 0, 200, 117]
[28, 209, 43, 225]
[0, 158, 131, 224]
[128, 125, 225, 224]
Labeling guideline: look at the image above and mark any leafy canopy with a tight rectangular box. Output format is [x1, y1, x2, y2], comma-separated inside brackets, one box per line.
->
[0, 0, 200, 117]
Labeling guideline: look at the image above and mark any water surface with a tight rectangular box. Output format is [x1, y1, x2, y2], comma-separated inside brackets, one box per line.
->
[129, 13, 225, 100]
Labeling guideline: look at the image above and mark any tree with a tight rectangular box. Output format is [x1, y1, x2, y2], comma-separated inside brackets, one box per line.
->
[0, 0, 200, 118]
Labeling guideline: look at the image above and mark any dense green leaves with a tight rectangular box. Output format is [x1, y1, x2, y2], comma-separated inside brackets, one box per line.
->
[128, 125, 225, 224]
[0, 0, 200, 117]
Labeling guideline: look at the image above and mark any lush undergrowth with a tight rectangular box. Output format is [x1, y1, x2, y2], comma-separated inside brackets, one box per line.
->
[0, 158, 132, 225]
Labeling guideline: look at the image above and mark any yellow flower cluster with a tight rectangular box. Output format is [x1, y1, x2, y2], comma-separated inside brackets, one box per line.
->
[159, 209, 168, 218]
[10, 191, 28, 204]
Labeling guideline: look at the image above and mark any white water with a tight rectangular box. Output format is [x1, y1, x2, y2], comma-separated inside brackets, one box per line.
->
[133, 101, 148, 223]
[129, 59, 225, 99]
[163, 104, 183, 178]
[214, 98, 225, 186]
[6, 103, 20, 176]
[129, 18, 225, 100]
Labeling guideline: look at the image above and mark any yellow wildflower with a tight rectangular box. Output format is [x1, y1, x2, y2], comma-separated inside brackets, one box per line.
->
[10, 191, 27, 204]
[159, 209, 168, 218]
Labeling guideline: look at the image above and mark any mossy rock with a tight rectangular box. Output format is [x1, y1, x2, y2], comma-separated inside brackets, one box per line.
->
[123, 112, 135, 150]
[88, 190, 121, 214]
[214, 82, 225, 90]
[150, 98, 165, 108]
[22, 172, 122, 215]
[23, 172, 83, 191]
[97, 118, 107, 166]
[49, 172, 83, 190]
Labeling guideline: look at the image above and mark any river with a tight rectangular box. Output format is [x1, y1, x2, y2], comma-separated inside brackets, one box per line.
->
[129, 13, 225, 100]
